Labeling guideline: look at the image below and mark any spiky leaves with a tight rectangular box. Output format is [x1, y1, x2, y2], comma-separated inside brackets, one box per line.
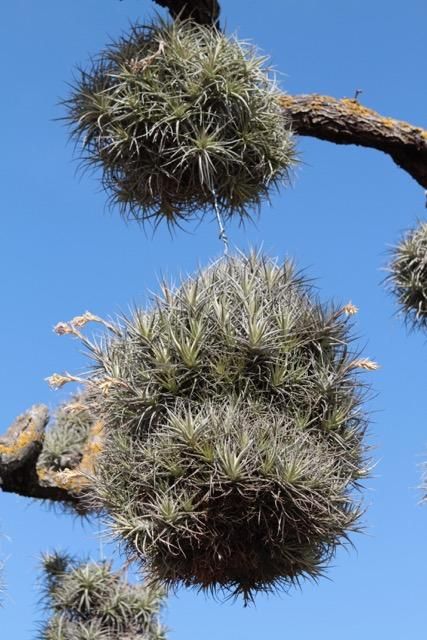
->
[57, 253, 371, 602]
[38, 552, 166, 640]
[36, 397, 103, 513]
[38, 398, 94, 473]
[387, 220, 427, 331]
[64, 21, 295, 227]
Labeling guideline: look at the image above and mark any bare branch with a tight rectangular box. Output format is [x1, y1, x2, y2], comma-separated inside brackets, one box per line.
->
[279, 94, 427, 189]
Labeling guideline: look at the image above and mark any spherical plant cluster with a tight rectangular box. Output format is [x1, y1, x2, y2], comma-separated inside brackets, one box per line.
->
[38, 552, 166, 640]
[387, 220, 427, 331]
[64, 20, 296, 226]
[56, 253, 371, 602]
[38, 397, 94, 473]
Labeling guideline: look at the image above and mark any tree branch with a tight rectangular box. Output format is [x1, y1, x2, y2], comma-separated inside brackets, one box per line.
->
[279, 94, 427, 189]
[0, 406, 92, 510]
[152, 0, 220, 26]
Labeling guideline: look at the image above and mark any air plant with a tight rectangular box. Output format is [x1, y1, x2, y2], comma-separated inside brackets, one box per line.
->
[38, 397, 94, 473]
[37, 395, 103, 514]
[387, 220, 427, 331]
[50, 252, 375, 602]
[64, 20, 296, 227]
[38, 552, 166, 640]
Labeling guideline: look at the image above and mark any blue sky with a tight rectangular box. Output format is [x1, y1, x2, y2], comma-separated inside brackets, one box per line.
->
[0, 0, 426, 637]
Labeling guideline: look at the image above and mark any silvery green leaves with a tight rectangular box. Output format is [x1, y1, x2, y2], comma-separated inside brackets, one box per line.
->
[38, 553, 166, 640]
[387, 220, 427, 331]
[64, 253, 371, 602]
[38, 398, 93, 473]
[64, 20, 296, 227]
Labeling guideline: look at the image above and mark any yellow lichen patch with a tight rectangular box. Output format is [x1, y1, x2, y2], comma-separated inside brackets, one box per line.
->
[78, 421, 104, 473]
[340, 98, 380, 119]
[0, 418, 43, 457]
[37, 466, 89, 493]
[277, 95, 295, 108]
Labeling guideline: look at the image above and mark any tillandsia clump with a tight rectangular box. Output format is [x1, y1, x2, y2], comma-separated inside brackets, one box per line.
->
[38, 552, 166, 640]
[38, 396, 94, 473]
[50, 253, 376, 602]
[387, 220, 427, 331]
[64, 20, 295, 226]
[37, 395, 103, 513]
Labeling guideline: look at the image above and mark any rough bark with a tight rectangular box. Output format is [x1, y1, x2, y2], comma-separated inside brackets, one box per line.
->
[279, 94, 427, 189]
[152, 0, 220, 26]
[0, 406, 87, 508]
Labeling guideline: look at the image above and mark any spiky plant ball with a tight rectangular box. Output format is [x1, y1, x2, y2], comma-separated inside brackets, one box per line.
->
[38, 552, 166, 640]
[64, 20, 295, 226]
[54, 253, 373, 602]
[387, 220, 427, 330]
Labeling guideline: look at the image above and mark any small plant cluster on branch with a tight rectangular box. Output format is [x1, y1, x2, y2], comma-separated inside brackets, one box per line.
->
[38, 397, 94, 473]
[38, 552, 166, 640]
[52, 253, 373, 602]
[35, 396, 103, 513]
[64, 20, 295, 227]
[387, 220, 427, 331]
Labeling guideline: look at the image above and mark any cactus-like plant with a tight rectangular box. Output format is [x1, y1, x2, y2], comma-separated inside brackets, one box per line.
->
[387, 220, 427, 331]
[52, 253, 373, 602]
[38, 552, 166, 640]
[64, 20, 295, 227]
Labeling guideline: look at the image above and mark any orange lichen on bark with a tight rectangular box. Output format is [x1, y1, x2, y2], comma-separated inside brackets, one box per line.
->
[78, 420, 104, 477]
[279, 94, 427, 139]
[278, 93, 427, 188]
[0, 417, 43, 457]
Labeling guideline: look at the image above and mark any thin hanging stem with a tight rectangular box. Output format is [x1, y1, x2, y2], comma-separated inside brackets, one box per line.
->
[212, 189, 229, 255]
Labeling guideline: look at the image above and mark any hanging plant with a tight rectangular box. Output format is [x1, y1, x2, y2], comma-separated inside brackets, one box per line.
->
[64, 20, 296, 227]
[49, 253, 375, 602]
[38, 552, 166, 640]
[387, 220, 427, 330]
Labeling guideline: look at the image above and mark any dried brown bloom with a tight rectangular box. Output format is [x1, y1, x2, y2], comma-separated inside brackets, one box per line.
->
[54, 322, 75, 336]
[45, 374, 75, 390]
[342, 302, 359, 316]
[70, 312, 101, 328]
[350, 358, 380, 371]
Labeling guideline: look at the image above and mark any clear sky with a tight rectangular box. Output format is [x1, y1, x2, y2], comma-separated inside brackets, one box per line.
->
[0, 1, 426, 637]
